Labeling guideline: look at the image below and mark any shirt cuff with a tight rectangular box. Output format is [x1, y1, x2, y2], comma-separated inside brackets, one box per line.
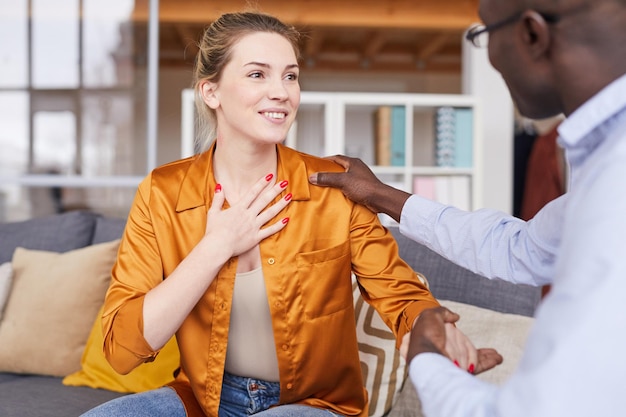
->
[399, 194, 445, 243]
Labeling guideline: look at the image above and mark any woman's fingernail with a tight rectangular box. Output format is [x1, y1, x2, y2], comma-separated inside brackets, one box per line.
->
[468, 363, 475, 374]
[215, 184, 222, 193]
[265, 173, 274, 181]
[454, 360, 460, 368]
[280, 180, 288, 188]
[282, 217, 289, 224]
[284, 193, 292, 201]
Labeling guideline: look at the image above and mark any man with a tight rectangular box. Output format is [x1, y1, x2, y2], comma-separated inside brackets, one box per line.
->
[309, 0, 626, 415]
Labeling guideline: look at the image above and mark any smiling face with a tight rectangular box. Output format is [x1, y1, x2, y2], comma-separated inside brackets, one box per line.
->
[200, 31, 300, 148]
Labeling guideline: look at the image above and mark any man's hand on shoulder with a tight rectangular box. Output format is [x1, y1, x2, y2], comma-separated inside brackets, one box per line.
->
[308, 155, 410, 221]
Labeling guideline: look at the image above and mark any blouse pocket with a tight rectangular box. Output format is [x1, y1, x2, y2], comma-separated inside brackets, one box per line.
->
[295, 240, 353, 320]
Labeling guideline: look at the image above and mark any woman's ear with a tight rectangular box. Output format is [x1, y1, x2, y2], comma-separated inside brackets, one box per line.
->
[199, 80, 220, 109]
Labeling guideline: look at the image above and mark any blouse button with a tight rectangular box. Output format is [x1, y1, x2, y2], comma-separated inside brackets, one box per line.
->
[268, 258, 275, 265]
[282, 344, 289, 351]
[286, 383, 293, 389]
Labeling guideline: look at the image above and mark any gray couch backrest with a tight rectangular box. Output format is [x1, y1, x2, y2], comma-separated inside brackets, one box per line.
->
[389, 227, 541, 317]
[0, 211, 540, 318]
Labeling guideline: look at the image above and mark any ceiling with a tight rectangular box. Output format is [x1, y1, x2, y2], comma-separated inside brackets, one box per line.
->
[134, 0, 480, 74]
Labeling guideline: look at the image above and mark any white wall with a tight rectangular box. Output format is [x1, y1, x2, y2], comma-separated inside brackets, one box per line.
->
[462, 43, 514, 213]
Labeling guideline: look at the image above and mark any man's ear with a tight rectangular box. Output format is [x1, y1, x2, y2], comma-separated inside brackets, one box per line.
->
[199, 80, 220, 109]
[519, 10, 552, 60]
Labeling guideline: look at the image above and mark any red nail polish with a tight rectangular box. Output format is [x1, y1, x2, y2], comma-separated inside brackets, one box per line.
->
[215, 184, 222, 193]
[282, 217, 289, 224]
[265, 173, 273, 181]
[454, 360, 460, 368]
[284, 193, 292, 201]
[280, 180, 288, 188]
[468, 364, 475, 374]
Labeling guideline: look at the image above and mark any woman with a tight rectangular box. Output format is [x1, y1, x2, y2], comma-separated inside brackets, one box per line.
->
[83, 11, 476, 417]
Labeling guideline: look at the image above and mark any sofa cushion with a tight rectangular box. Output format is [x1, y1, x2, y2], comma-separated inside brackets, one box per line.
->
[63, 305, 180, 393]
[0, 375, 125, 417]
[0, 240, 120, 377]
[389, 227, 541, 317]
[0, 211, 98, 264]
[92, 216, 126, 244]
[0, 262, 13, 321]
[387, 300, 535, 417]
[0, 372, 21, 384]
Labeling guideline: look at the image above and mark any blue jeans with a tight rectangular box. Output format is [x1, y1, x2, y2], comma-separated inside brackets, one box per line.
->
[80, 373, 344, 417]
[219, 372, 343, 417]
[79, 387, 186, 417]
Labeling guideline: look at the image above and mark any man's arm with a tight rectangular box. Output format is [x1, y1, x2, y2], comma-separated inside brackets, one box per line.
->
[308, 155, 411, 222]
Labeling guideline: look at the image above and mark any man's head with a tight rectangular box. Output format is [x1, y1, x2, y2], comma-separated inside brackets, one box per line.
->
[477, 0, 626, 118]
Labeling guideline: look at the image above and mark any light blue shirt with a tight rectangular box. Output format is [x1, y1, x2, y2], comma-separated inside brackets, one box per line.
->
[404, 73, 626, 417]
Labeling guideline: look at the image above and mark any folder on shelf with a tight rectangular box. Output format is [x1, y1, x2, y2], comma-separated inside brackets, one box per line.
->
[374, 106, 392, 166]
[435, 107, 456, 167]
[449, 176, 471, 211]
[390, 106, 406, 166]
[413, 176, 436, 200]
[454, 108, 473, 168]
[434, 176, 452, 206]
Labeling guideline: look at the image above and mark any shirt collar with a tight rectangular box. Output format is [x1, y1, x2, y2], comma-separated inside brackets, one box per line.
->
[558, 73, 626, 148]
[175, 143, 310, 212]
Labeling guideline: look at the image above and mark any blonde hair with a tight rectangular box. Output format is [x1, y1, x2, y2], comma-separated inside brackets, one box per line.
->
[192, 12, 301, 153]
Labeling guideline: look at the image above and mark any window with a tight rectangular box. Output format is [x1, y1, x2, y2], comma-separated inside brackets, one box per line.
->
[0, 0, 152, 221]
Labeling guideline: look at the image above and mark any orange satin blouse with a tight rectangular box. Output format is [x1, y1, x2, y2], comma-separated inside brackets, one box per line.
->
[102, 144, 439, 417]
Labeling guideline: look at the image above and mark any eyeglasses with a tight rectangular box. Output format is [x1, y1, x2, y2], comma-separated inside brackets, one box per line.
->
[465, 11, 561, 48]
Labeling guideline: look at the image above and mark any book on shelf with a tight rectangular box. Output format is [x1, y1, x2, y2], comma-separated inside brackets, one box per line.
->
[373, 105, 405, 166]
[413, 176, 436, 200]
[413, 175, 471, 210]
[454, 108, 473, 168]
[390, 106, 406, 166]
[448, 176, 471, 211]
[435, 107, 455, 167]
[434, 106, 473, 168]
[374, 106, 391, 165]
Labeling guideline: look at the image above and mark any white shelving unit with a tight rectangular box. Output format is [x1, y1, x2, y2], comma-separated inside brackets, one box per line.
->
[291, 91, 483, 210]
[181, 89, 483, 211]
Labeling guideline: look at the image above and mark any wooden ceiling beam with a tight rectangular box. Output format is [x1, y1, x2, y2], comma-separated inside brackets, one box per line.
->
[416, 33, 453, 62]
[363, 32, 387, 59]
[304, 29, 324, 57]
[133, 0, 480, 31]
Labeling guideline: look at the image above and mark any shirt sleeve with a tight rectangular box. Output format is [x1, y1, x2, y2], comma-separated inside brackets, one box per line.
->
[349, 203, 440, 345]
[398, 194, 565, 286]
[101, 175, 164, 374]
[409, 354, 499, 417]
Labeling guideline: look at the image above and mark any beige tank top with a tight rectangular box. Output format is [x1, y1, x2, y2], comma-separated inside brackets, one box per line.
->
[224, 267, 280, 382]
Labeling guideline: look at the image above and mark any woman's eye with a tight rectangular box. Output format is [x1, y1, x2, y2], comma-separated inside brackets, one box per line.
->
[249, 71, 263, 79]
[285, 73, 298, 81]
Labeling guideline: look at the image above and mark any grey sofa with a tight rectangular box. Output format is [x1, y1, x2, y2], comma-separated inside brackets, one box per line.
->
[0, 210, 541, 417]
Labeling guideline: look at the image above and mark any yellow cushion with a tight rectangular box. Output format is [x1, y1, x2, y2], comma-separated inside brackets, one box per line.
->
[63, 305, 180, 393]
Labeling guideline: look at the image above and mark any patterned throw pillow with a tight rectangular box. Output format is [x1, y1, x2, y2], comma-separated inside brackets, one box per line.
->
[353, 279, 406, 417]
